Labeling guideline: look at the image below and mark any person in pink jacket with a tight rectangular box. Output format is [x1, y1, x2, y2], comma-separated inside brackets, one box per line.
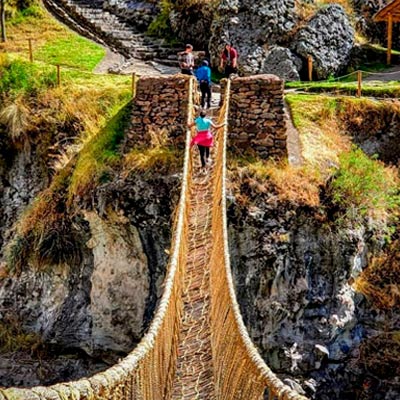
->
[188, 110, 225, 172]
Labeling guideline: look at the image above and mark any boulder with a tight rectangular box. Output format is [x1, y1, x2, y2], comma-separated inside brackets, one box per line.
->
[293, 4, 355, 79]
[260, 46, 302, 81]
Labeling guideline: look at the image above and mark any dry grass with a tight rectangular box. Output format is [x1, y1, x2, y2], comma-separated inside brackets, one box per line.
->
[359, 331, 400, 379]
[0, 99, 29, 144]
[354, 243, 400, 310]
[123, 128, 182, 176]
[6, 165, 84, 274]
[296, 0, 354, 22]
[228, 94, 356, 208]
[0, 314, 44, 356]
[318, 0, 354, 16]
[286, 94, 352, 175]
[229, 158, 321, 207]
[1, 5, 66, 60]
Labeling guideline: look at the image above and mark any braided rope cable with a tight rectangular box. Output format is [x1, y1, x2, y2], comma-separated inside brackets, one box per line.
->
[209, 79, 309, 400]
[0, 77, 195, 400]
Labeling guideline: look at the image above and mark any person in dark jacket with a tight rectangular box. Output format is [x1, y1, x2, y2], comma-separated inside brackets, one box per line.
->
[195, 60, 212, 109]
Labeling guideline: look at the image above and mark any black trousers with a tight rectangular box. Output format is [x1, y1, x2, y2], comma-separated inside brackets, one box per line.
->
[225, 65, 238, 77]
[181, 68, 193, 75]
[198, 145, 210, 168]
[200, 81, 211, 108]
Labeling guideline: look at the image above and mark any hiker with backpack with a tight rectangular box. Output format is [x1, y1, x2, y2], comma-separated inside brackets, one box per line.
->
[220, 43, 238, 77]
[179, 44, 194, 75]
[195, 60, 212, 109]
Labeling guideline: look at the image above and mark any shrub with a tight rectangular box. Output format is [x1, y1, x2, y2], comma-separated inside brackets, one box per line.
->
[0, 100, 29, 144]
[6, 168, 82, 274]
[0, 314, 43, 355]
[147, 0, 175, 40]
[0, 57, 56, 96]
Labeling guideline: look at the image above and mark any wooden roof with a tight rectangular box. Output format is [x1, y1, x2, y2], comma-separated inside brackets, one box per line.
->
[375, 0, 400, 22]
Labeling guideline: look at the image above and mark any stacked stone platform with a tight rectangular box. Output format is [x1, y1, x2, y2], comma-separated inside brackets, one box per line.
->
[222, 75, 287, 159]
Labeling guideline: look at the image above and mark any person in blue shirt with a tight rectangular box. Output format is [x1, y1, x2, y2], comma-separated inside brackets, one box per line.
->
[195, 60, 212, 109]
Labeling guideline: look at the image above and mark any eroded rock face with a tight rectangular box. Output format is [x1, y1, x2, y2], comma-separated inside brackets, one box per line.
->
[228, 186, 398, 399]
[86, 211, 150, 353]
[0, 149, 50, 259]
[0, 211, 150, 356]
[293, 5, 355, 79]
[0, 169, 178, 386]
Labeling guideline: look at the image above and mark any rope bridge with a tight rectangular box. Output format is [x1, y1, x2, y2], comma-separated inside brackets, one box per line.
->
[0, 77, 308, 400]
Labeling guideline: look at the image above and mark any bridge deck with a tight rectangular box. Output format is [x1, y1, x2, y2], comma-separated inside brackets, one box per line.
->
[171, 165, 216, 399]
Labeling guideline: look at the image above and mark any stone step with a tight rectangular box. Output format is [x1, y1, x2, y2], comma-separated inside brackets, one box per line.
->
[44, 0, 182, 66]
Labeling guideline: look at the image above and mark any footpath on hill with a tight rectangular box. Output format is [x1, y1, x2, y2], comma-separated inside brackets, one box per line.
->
[94, 48, 179, 76]
[364, 64, 400, 81]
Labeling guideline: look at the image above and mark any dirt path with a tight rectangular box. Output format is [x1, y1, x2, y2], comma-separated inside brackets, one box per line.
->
[285, 101, 304, 167]
[95, 48, 179, 76]
[364, 64, 400, 81]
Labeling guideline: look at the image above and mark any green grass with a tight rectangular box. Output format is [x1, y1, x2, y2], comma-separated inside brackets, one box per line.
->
[34, 37, 105, 71]
[69, 102, 131, 199]
[286, 80, 400, 98]
[286, 93, 339, 127]
[3, 2, 106, 72]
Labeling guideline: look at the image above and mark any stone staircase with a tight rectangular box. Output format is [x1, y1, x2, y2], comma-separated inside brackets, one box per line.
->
[43, 0, 181, 68]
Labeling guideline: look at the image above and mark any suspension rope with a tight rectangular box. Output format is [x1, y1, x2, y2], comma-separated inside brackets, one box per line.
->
[0, 77, 195, 400]
[209, 79, 308, 400]
[0, 76, 309, 400]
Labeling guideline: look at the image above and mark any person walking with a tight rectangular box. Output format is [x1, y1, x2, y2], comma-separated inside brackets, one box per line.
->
[179, 44, 194, 75]
[219, 43, 238, 77]
[189, 110, 225, 173]
[195, 60, 212, 109]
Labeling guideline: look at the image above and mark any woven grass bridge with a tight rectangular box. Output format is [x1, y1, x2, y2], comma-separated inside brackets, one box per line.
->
[0, 78, 308, 400]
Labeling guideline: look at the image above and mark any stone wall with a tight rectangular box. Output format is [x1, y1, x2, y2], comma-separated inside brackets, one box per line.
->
[222, 75, 287, 160]
[124, 75, 193, 151]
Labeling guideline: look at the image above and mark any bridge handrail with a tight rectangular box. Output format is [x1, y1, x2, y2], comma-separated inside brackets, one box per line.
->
[209, 79, 309, 400]
[0, 77, 195, 400]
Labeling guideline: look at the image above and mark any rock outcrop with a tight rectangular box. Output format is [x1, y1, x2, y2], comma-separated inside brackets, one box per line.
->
[293, 5, 355, 79]
[0, 171, 179, 386]
[209, 0, 299, 75]
[207, 1, 355, 79]
[228, 175, 399, 399]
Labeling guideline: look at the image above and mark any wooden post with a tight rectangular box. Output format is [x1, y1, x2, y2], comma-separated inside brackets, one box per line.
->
[56, 64, 61, 86]
[0, 0, 6, 43]
[132, 72, 137, 98]
[307, 55, 313, 81]
[387, 13, 393, 65]
[357, 70, 362, 98]
[268, 390, 276, 400]
[28, 38, 33, 62]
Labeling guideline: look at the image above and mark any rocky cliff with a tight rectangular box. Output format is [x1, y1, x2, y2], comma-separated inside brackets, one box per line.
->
[228, 179, 399, 399]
